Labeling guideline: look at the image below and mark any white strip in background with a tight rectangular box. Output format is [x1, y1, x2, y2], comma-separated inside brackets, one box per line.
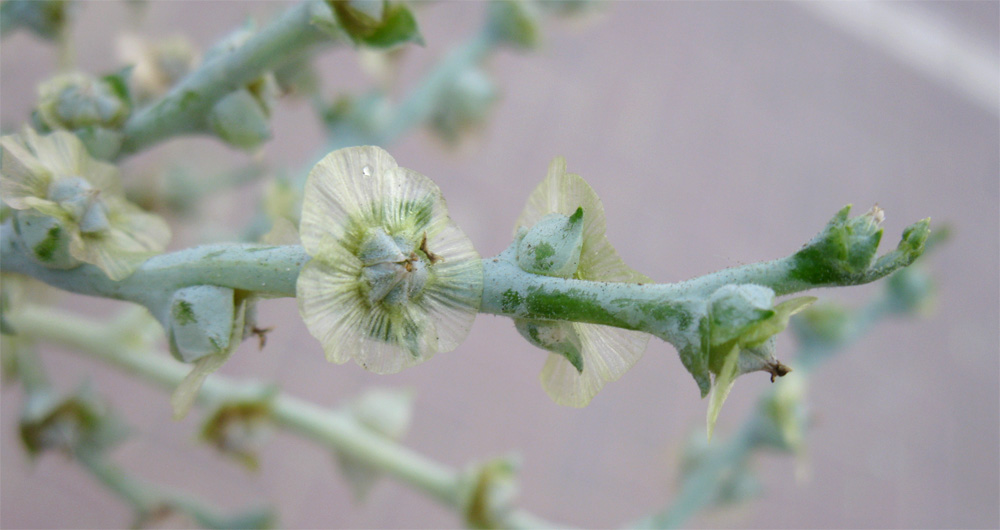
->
[797, 1, 1000, 115]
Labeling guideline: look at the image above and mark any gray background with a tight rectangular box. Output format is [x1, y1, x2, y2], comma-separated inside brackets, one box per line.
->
[2, 1, 997, 528]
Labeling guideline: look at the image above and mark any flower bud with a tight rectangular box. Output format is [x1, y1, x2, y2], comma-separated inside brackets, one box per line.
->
[1, 128, 171, 280]
[35, 73, 130, 132]
[0, 0, 76, 41]
[118, 34, 199, 103]
[200, 397, 274, 471]
[516, 207, 584, 277]
[707, 284, 775, 349]
[844, 205, 885, 272]
[167, 285, 239, 363]
[429, 67, 498, 144]
[459, 456, 521, 529]
[325, 0, 423, 48]
[13, 210, 80, 269]
[20, 387, 126, 457]
[208, 88, 271, 150]
[515, 318, 584, 373]
[705, 285, 814, 439]
[169, 292, 253, 419]
[513, 157, 650, 407]
[792, 204, 910, 284]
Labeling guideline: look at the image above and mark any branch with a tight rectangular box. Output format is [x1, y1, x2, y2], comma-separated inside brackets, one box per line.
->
[2, 208, 930, 352]
[9, 305, 560, 529]
[76, 449, 275, 529]
[2, 222, 307, 307]
[117, 1, 336, 157]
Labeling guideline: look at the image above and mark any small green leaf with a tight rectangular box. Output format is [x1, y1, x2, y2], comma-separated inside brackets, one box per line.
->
[679, 317, 712, 398]
[515, 319, 584, 373]
[740, 296, 816, 347]
[361, 3, 423, 48]
[706, 343, 739, 440]
[101, 67, 133, 106]
[332, 1, 423, 48]
[699, 288, 815, 437]
[208, 89, 271, 150]
[708, 284, 775, 347]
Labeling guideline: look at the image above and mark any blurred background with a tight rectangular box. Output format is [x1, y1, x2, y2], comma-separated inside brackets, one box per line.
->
[1, 1, 997, 528]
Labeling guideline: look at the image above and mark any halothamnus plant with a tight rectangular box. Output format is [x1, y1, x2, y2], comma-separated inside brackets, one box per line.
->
[3, 1, 973, 528]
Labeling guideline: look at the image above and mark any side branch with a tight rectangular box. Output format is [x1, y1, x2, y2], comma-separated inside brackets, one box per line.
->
[2, 223, 308, 307]
[118, 1, 336, 156]
[10, 306, 558, 529]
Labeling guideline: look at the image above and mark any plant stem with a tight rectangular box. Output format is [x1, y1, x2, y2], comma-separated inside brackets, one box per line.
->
[637, 427, 757, 529]
[10, 305, 560, 528]
[118, 1, 336, 157]
[1, 215, 922, 352]
[76, 449, 160, 513]
[269, 394, 459, 506]
[382, 31, 496, 145]
[2, 222, 308, 309]
[75, 447, 274, 528]
[11, 339, 50, 393]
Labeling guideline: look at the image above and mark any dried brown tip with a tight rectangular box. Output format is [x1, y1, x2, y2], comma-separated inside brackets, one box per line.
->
[768, 361, 793, 383]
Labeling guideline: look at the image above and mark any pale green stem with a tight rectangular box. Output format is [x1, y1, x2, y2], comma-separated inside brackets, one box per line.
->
[76, 449, 160, 513]
[269, 394, 458, 506]
[118, 1, 336, 157]
[12, 340, 50, 393]
[8, 318, 260, 526]
[10, 305, 560, 528]
[2, 222, 308, 312]
[382, 31, 496, 145]
[633, 427, 756, 529]
[793, 297, 894, 373]
[0, 13, 14, 37]
[75, 448, 273, 528]
[55, 23, 74, 72]
[1, 218, 922, 351]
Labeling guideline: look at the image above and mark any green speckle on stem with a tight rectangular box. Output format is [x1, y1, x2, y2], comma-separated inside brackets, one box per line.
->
[501, 289, 523, 312]
[32, 225, 62, 262]
[525, 287, 631, 329]
[790, 250, 832, 285]
[633, 300, 693, 331]
[178, 90, 199, 111]
[173, 300, 196, 325]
